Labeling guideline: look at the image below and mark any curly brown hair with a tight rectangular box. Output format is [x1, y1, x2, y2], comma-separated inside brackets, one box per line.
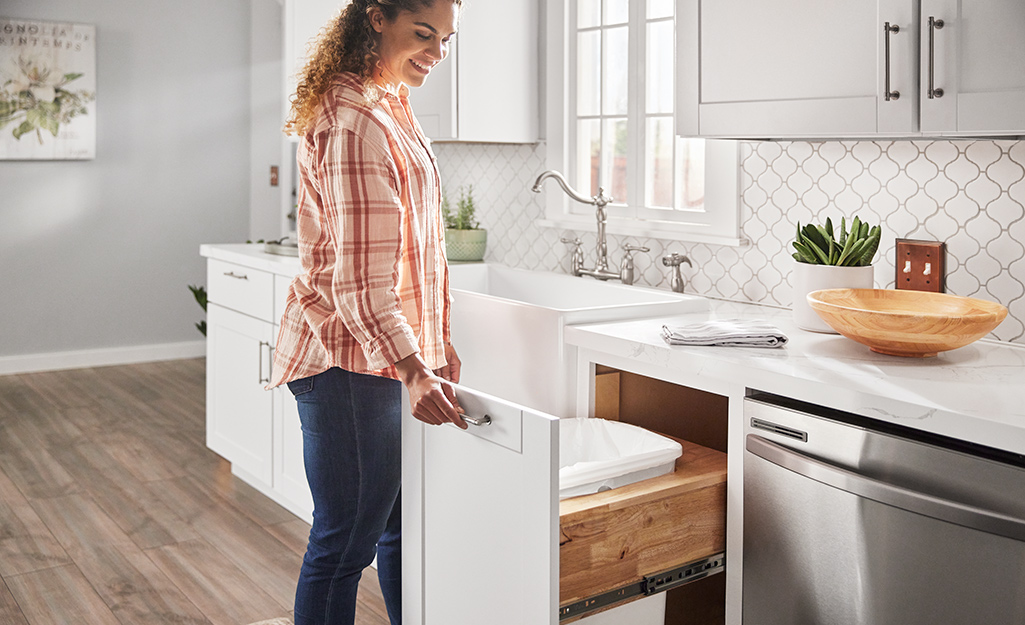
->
[284, 0, 460, 136]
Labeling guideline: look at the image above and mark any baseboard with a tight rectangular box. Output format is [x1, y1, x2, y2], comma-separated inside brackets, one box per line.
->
[0, 340, 206, 375]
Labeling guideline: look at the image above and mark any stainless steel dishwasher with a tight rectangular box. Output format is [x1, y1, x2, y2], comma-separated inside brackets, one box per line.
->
[743, 392, 1025, 625]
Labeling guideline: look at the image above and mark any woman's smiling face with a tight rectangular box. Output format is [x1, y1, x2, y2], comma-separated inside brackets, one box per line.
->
[370, 1, 459, 90]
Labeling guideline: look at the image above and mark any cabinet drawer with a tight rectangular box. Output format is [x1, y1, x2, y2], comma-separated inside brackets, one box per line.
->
[559, 438, 727, 613]
[207, 259, 274, 321]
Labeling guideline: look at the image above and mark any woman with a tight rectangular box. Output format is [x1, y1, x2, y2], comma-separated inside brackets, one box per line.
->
[268, 1, 464, 623]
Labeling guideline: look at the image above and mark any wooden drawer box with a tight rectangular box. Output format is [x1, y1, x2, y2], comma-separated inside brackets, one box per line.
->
[559, 438, 727, 616]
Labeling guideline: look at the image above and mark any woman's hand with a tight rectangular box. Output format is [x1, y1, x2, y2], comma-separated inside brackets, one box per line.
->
[395, 353, 466, 429]
[434, 342, 461, 383]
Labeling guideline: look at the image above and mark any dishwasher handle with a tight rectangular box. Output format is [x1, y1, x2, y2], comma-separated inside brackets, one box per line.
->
[746, 434, 1025, 542]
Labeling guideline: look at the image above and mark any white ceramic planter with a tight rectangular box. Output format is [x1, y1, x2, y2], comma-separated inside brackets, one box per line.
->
[792, 262, 875, 333]
[445, 228, 487, 262]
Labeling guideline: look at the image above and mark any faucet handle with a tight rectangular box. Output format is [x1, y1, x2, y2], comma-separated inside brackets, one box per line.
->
[662, 252, 692, 293]
[623, 243, 650, 254]
[561, 237, 585, 276]
[662, 252, 692, 268]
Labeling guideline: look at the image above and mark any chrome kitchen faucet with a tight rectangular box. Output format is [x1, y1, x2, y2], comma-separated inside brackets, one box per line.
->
[531, 170, 648, 285]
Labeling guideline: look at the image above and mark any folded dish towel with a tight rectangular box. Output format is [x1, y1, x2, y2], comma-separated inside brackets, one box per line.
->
[661, 319, 789, 348]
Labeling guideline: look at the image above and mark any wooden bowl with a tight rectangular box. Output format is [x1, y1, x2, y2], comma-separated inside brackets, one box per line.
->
[807, 289, 1008, 357]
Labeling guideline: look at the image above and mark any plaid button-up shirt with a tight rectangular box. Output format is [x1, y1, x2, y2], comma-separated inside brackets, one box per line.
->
[269, 72, 451, 387]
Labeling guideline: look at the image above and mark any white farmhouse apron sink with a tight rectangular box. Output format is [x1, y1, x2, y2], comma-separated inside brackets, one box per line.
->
[447, 263, 708, 416]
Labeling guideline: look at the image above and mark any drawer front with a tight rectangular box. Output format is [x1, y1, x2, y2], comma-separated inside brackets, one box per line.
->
[207, 259, 274, 321]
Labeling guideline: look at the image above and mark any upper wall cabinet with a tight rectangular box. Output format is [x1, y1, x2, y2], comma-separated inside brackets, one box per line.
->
[411, 0, 539, 143]
[284, 0, 343, 109]
[676, 0, 1025, 139]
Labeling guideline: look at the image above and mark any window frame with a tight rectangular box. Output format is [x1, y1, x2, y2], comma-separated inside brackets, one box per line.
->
[540, 0, 744, 246]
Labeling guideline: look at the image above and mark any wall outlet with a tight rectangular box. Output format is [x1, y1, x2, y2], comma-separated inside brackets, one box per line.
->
[895, 239, 946, 292]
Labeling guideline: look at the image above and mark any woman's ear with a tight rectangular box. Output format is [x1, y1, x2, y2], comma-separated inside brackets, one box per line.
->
[367, 7, 386, 33]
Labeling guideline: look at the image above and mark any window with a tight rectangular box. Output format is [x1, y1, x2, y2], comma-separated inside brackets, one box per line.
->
[543, 0, 742, 245]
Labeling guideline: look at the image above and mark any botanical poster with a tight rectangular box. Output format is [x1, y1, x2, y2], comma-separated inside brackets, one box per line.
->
[0, 18, 96, 160]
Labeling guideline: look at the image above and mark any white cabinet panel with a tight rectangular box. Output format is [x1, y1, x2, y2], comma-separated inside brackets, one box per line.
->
[412, 0, 539, 143]
[919, 0, 1025, 135]
[274, 385, 314, 521]
[285, 0, 345, 100]
[403, 386, 559, 625]
[206, 303, 274, 485]
[679, 0, 912, 138]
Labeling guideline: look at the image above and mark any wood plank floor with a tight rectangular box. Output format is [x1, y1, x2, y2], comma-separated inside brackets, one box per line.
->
[0, 358, 389, 625]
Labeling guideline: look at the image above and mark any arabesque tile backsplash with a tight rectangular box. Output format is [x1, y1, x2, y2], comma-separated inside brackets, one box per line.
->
[433, 140, 1025, 344]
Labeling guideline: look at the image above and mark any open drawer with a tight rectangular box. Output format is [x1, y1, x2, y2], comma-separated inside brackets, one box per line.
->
[560, 438, 727, 621]
[401, 385, 726, 625]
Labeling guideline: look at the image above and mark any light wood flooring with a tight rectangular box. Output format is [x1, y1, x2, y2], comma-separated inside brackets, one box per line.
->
[0, 358, 388, 625]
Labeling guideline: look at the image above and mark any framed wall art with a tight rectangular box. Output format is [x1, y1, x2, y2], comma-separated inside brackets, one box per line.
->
[0, 18, 96, 160]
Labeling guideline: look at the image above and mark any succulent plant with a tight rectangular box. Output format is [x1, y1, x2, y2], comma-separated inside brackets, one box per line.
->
[792, 216, 881, 267]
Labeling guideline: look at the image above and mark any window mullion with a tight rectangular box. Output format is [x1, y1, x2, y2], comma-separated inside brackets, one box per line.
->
[624, 0, 645, 218]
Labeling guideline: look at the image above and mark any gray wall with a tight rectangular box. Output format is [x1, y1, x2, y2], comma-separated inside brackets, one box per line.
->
[0, 1, 253, 360]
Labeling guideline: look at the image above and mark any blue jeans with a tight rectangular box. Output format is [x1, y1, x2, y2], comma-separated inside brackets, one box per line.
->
[287, 367, 402, 625]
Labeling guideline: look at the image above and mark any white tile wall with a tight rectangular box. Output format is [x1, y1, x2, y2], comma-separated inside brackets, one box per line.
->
[434, 139, 1025, 344]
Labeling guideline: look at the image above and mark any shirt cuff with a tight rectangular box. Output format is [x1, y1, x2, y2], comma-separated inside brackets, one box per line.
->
[362, 323, 421, 371]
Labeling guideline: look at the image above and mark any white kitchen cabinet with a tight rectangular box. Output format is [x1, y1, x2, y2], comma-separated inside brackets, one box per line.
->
[203, 249, 313, 522]
[677, 0, 1025, 139]
[411, 0, 539, 143]
[206, 303, 275, 486]
[402, 385, 727, 625]
[284, 0, 343, 103]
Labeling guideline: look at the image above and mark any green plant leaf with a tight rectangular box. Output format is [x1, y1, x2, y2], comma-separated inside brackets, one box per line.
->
[801, 223, 830, 252]
[835, 228, 860, 266]
[12, 120, 34, 140]
[856, 230, 882, 266]
[792, 241, 820, 264]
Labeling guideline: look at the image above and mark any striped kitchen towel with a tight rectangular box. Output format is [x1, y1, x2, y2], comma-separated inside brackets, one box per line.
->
[661, 319, 789, 348]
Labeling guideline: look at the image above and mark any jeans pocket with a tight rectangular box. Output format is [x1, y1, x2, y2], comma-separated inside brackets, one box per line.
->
[286, 377, 314, 397]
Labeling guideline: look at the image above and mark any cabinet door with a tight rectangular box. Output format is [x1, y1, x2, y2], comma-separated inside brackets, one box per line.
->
[678, 0, 915, 138]
[206, 304, 275, 485]
[920, 0, 1025, 135]
[402, 386, 559, 625]
[273, 385, 314, 521]
[411, 0, 539, 143]
[285, 0, 344, 99]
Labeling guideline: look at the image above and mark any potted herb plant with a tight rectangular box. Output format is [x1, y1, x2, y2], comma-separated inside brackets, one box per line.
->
[443, 185, 487, 262]
[792, 216, 881, 332]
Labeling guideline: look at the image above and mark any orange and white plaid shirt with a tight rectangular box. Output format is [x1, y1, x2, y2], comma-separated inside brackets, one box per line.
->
[269, 72, 451, 388]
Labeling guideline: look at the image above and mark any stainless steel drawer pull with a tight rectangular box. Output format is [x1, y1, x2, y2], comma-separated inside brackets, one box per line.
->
[459, 412, 492, 427]
[223, 271, 249, 280]
[928, 16, 944, 99]
[883, 22, 900, 101]
[258, 341, 271, 384]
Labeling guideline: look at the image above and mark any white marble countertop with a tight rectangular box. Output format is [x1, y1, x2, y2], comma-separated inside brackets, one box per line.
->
[565, 299, 1025, 456]
[200, 243, 301, 276]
